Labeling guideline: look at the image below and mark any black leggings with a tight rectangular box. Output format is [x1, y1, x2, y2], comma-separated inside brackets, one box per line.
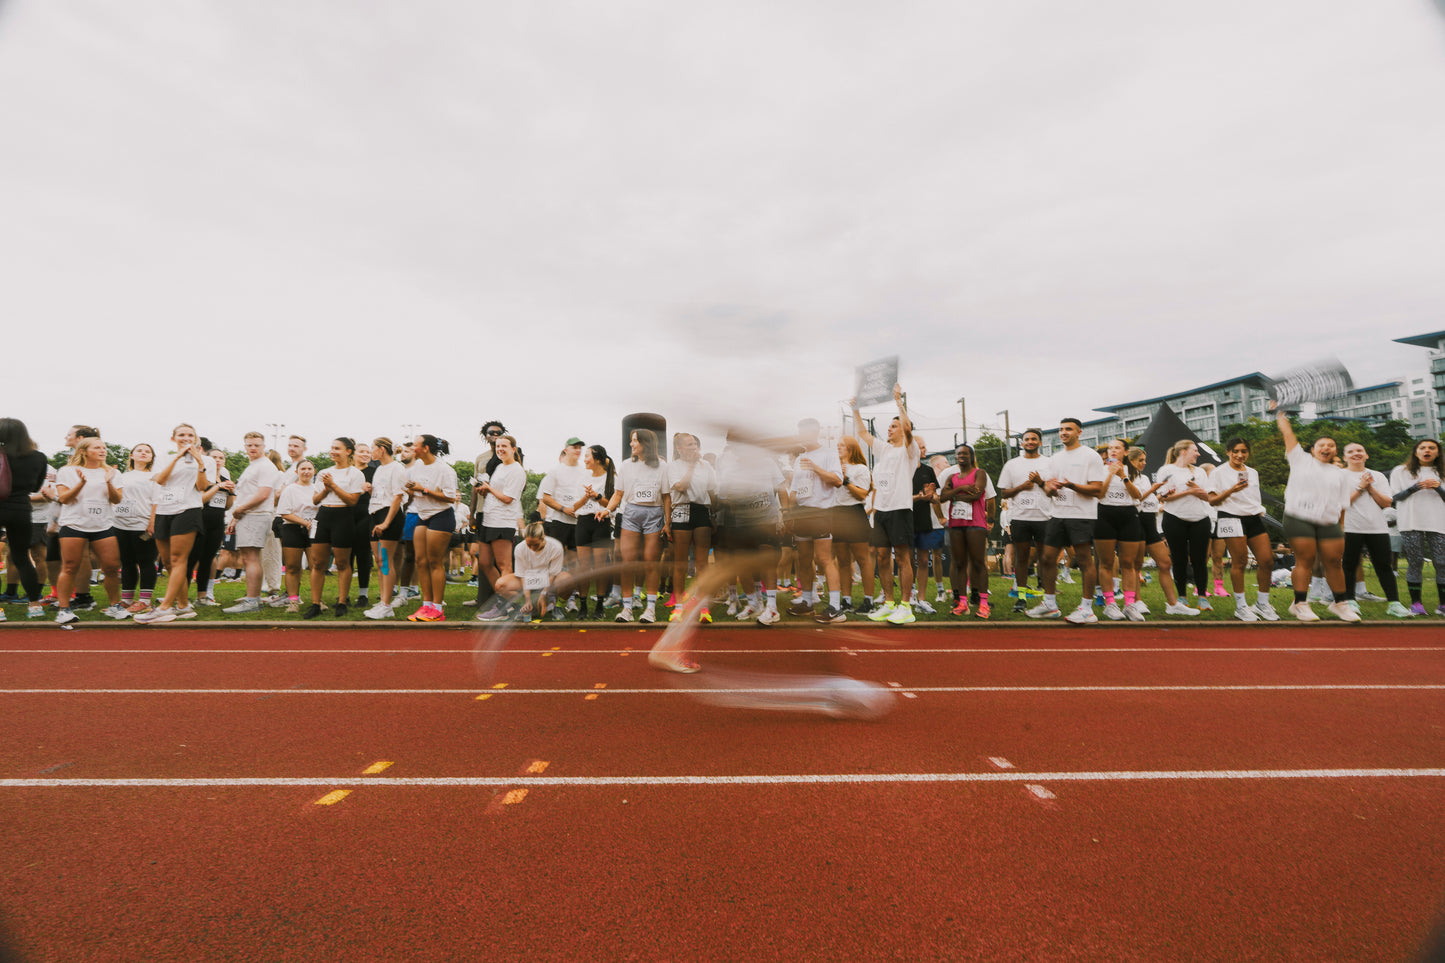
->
[1341, 532, 1398, 602]
[0, 504, 42, 602]
[188, 506, 226, 595]
[1162, 514, 1211, 596]
[352, 504, 373, 590]
[116, 529, 159, 593]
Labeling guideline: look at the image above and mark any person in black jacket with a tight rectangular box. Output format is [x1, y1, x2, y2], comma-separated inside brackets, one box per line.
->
[0, 418, 50, 616]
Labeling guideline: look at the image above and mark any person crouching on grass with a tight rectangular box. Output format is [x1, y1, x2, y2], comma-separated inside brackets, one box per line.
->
[477, 521, 573, 621]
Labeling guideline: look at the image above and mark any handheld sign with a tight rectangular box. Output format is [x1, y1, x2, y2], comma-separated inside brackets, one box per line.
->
[1267, 357, 1354, 407]
[854, 356, 899, 407]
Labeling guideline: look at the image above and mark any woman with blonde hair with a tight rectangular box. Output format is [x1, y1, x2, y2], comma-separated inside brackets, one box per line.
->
[52, 437, 124, 623]
[275, 460, 318, 613]
[832, 435, 875, 613]
[136, 423, 211, 624]
[1125, 447, 1196, 616]
[1092, 439, 1145, 621]
[1156, 439, 1214, 612]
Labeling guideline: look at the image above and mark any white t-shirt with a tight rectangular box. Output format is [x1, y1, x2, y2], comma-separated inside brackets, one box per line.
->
[1098, 470, 1137, 509]
[56, 466, 116, 532]
[1284, 446, 1345, 526]
[790, 446, 841, 510]
[1390, 465, 1445, 534]
[276, 483, 319, 526]
[113, 470, 156, 533]
[836, 463, 870, 508]
[368, 461, 407, 516]
[156, 452, 206, 516]
[205, 465, 232, 509]
[407, 460, 460, 520]
[997, 456, 1051, 522]
[234, 459, 281, 517]
[483, 461, 527, 526]
[579, 470, 611, 514]
[315, 465, 366, 509]
[1136, 471, 1162, 513]
[513, 536, 566, 580]
[1207, 465, 1264, 517]
[1156, 464, 1212, 522]
[870, 440, 919, 513]
[1045, 446, 1106, 520]
[1341, 468, 1390, 535]
[618, 459, 668, 508]
[667, 458, 716, 507]
[539, 462, 588, 525]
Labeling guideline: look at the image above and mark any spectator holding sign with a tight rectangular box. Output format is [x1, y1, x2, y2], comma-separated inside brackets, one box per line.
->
[1271, 401, 1358, 622]
[853, 383, 921, 625]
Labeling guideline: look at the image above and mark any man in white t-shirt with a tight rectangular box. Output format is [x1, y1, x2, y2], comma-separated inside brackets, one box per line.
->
[851, 383, 921, 625]
[997, 428, 1051, 613]
[1027, 418, 1106, 623]
[224, 431, 281, 613]
[787, 418, 847, 623]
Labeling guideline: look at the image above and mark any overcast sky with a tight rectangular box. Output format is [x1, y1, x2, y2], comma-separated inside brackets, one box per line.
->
[3, 0, 1444, 463]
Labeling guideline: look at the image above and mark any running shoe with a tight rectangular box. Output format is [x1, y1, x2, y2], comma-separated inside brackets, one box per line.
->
[1123, 601, 1146, 622]
[867, 601, 897, 622]
[1326, 601, 1361, 622]
[736, 601, 762, 621]
[37, 595, 57, 607]
[71, 598, 97, 612]
[194, 596, 219, 607]
[1233, 603, 1258, 623]
[639, 605, 657, 624]
[176, 605, 197, 620]
[549, 604, 567, 621]
[333, 603, 348, 618]
[814, 605, 846, 624]
[725, 597, 740, 617]
[104, 603, 131, 620]
[364, 603, 395, 620]
[1288, 601, 1319, 622]
[665, 592, 677, 609]
[839, 598, 853, 613]
[127, 600, 152, 614]
[951, 597, 970, 616]
[565, 596, 580, 614]
[1435, 604, 1445, 618]
[1135, 601, 1151, 615]
[603, 594, 622, 610]
[855, 597, 874, 615]
[416, 605, 447, 622]
[1102, 602, 1124, 621]
[143, 607, 177, 624]
[1007, 586, 1018, 599]
[1058, 569, 1074, 584]
[1253, 600, 1280, 622]
[698, 608, 712, 623]
[1410, 602, 1427, 616]
[267, 595, 291, 608]
[1196, 598, 1213, 612]
[1065, 604, 1097, 624]
[1012, 598, 1027, 614]
[1386, 601, 1412, 618]
[912, 598, 936, 615]
[615, 607, 635, 623]
[976, 597, 990, 619]
[302, 604, 323, 621]
[55, 608, 78, 625]
[223, 598, 262, 614]
[0, 592, 15, 604]
[27, 605, 46, 619]
[285, 601, 300, 614]
[886, 604, 916, 624]
[1093, 590, 1104, 608]
[1358, 591, 1386, 602]
[668, 606, 684, 623]
[756, 608, 780, 626]
[788, 599, 813, 617]
[1165, 602, 1200, 616]
[1025, 602, 1061, 619]
[408, 604, 436, 622]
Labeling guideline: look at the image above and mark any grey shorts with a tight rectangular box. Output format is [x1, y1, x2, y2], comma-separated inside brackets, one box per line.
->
[621, 504, 665, 536]
[234, 512, 273, 550]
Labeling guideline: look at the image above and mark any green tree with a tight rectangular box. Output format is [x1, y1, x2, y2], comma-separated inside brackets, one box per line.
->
[972, 431, 1008, 480]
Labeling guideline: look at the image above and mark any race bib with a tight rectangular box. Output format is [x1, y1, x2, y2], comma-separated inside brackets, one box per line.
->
[745, 493, 772, 511]
[88, 506, 104, 516]
[670, 506, 689, 524]
[950, 500, 973, 521]
[632, 487, 655, 503]
[161, 488, 179, 505]
[1216, 517, 1244, 539]
[1014, 491, 1037, 510]
[876, 476, 892, 492]
[308, 519, 319, 538]
[794, 479, 813, 499]
[522, 571, 550, 592]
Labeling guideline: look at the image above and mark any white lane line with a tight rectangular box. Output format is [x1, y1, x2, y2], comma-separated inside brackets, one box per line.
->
[1, 647, 1442, 655]
[988, 757, 1016, 770]
[3, 768, 1444, 789]
[1026, 784, 1057, 801]
[3, 684, 1443, 695]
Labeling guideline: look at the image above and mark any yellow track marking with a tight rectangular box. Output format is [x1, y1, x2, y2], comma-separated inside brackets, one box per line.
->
[314, 790, 351, 806]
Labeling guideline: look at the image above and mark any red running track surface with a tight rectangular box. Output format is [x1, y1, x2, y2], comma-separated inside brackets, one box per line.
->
[1, 623, 1443, 961]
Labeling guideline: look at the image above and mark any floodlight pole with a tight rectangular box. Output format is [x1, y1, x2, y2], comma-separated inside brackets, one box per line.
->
[997, 409, 1011, 458]
[957, 397, 967, 445]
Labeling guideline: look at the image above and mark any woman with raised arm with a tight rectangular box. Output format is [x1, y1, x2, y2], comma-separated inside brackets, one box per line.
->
[832, 436, 875, 615]
[136, 423, 211, 624]
[1272, 402, 1357, 622]
[1389, 438, 1445, 617]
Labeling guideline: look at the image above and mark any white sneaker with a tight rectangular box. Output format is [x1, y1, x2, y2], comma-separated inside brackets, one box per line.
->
[223, 598, 262, 614]
[1065, 604, 1098, 624]
[55, 608, 78, 625]
[1196, 598, 1213, 612]
[1254, 600, 1280, 622]
[176, 605, 197, 620]
[1134, 601, 1151, 615]
[913, 599, 936, 615]
[1025, 602, 1061, 619]
[756, 608, 780, 626]
[726, 597, 740, 617]
[1058, 570, 1074, 584]
[886, 604, 916, 624]
[639, 605, 657, 624]
[1326, 601, 1361, 623]
[1289, 601, 1320, 622]
[736, 601, 761, 621]
[867, 601, 897, 622]
[1233, 603, 1258, 623]
[1102, 602, 1125, 621]
[363, 603, 395, 620]
[1165, 602, 1200, 616]
[1123, 601, 1146, 622]
[615, 606, 635, 623]
[104, 603, 131, 620]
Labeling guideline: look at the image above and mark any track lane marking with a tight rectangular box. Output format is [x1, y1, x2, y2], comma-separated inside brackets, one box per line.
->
[6, 684, 1443, 695]
[3, 646, 1442, 655]
[7, 768, 1445, 789]
[362, 761, 393, 775]
[314, 789, 351, 805]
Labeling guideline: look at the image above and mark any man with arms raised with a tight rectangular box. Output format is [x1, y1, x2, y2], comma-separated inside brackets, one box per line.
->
[1027, 418, 1106, 623]
[852, 384, 921, 625]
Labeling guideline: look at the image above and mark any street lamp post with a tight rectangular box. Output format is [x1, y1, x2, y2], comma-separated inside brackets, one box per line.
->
[996, 410, 1011, 459]
[957, 397, 967, 445]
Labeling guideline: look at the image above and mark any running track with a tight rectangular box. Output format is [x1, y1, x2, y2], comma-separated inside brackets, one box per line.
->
[1, 621, 1443, 962]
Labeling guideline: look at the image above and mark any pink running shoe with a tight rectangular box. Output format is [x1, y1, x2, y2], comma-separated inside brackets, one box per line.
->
[951, 597, 970, 616]
[976, 597, 990, 619]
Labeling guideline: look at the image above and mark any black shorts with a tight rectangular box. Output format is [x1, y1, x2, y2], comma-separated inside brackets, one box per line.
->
[313, 506, 356, 549]
[155, 508, 203, 540]
[57, 526, 116, 543]
[790, 507, 832, 541]
[1045, 517, 1096, 549]
[830, 504, 872, 544]
[1216, 512, 1269, 540]
[481, 525, 517, 544]
[544, 520, 578, 551]
[1140, 512, 1164, 546]
[575, 512, 613, 548]
[669, 503, 712, 532]
[221, 530, 238, 553]
[1094, 505, 1143, 542]
[872, 508, 913, 548]
[370, 508, 404, 542]
[280, 522, 310, 551]
[30, 522, 48, 549]
[422, 508, 457, 534]
[1010, 519, 1047, 546]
